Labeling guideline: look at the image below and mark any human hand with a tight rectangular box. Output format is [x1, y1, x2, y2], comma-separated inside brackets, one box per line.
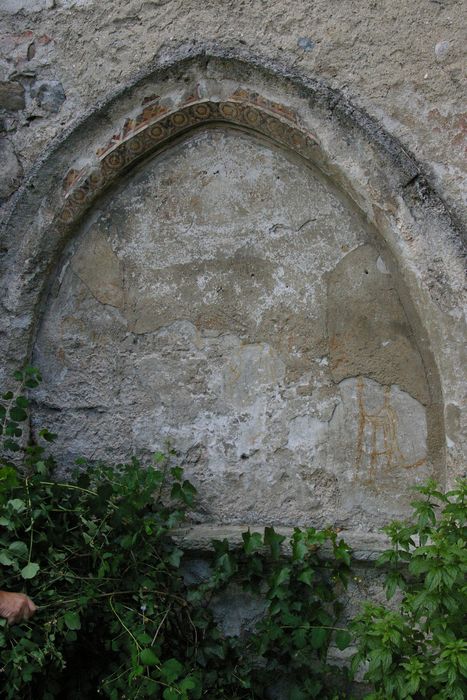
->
[0, 591, 37, 625]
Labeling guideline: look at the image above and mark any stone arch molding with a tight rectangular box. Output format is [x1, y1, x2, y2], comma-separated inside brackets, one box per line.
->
[1, 46, 465, 529]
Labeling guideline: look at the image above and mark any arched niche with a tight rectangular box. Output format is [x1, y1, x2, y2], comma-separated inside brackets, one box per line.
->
[1, 47, 464, 533]
[32, 124, 439, 528]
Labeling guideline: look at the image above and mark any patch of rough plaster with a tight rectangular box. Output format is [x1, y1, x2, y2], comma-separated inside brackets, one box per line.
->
[221, 343, 285, 410]
[210, 584, 267, 638]
[71, 229, 124, 308]
[0, 138, 23, 201]
[327, 377, 429, 524]
[287, 415, 328, 453]
[327, 244, 429, 405]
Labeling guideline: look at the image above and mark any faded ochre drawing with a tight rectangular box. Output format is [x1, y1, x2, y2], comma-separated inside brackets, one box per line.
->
[355, 376, 426, 480]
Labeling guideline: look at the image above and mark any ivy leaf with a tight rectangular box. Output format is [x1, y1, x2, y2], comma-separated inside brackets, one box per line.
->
[311, 627, 327, 649]
[5, 422, 18, 437]
[3, 439, 20, 451]
[0, 551, 15, 566]
[0, 517, 13, 530]
[39, 429, 57, 443]
[292, 537, 308, 562]
[21, 562, 40, 579]
[264, 527, 285, 560]
[136, 632, 152, 645]
[274, 566, 290, 587]
[292, 627, 307, 649]
[8, 541, 28, 558]
[24, 366, 40, 377]
[317, 609, 333, 626]
[242, 530, 263, 555]
[35, 460, 47, 475]
[335, 630, 352, 650]
[335, 540, 351, 566]
[181, 480, 196, 505]
[179, 675, 197, 691]
[0, 467, 18, 491]
[9, 407, 27, 422]
[15, 396, 29, 409]
[161, 658, 183, 684]
[171, 481, 196, 506]
[162, 690, 179, 700]
[25, 378, 40, 389]
[140, 648, 160, 666]
[8, 498, 26, 513]
[168, 548, 183, 568]
[170, 466, 183, 481]
[216, 552, 235, 577]
[63, 611, 81, 630]
[298, 568, 314, 587]
[290, 685, 307, 700]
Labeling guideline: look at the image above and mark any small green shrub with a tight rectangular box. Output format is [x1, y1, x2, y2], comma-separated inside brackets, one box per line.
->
[0, 368, 352, 699]
[351, 478, 467, 700]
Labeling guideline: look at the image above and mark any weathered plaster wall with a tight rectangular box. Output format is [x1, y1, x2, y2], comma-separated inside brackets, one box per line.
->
[1, 0, 466, 224]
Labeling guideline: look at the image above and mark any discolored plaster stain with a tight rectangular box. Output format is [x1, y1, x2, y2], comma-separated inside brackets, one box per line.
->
[327, 244, 429, 405]
[327, 376, 429, 525]
[70, 228, 124, 308]
[354, 376, 426, 481]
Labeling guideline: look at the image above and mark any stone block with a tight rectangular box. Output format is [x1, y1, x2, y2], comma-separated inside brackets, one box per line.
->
[31, 80, 66, 113]
[0, 81, 25, 111]
[0, 138, 23, 200]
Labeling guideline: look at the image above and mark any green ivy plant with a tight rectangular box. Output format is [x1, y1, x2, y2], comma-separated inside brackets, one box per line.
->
[186, 525, 353, 700]
[351, 478, 467, 700]
[0, 368, 353, 699]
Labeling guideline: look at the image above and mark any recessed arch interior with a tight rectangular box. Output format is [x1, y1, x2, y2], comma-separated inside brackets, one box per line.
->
[31, 121, 444, 529]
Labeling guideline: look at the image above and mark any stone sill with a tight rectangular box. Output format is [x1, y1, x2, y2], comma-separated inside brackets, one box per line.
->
[172, 524, 390, 563]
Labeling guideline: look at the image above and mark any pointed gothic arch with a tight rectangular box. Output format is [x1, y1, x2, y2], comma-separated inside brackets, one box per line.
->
[1, 46, 465, 525]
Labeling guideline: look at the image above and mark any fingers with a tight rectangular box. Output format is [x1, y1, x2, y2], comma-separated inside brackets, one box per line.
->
[23, 598, 37, 619]
[0, 592, 37, 625]
[8, 600, 33, 625]
[7, 610, 22, 626]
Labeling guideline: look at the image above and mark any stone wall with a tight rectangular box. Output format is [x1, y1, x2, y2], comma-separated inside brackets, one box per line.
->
[1, 0, 466, 223]
[0, 1, 465, 658]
